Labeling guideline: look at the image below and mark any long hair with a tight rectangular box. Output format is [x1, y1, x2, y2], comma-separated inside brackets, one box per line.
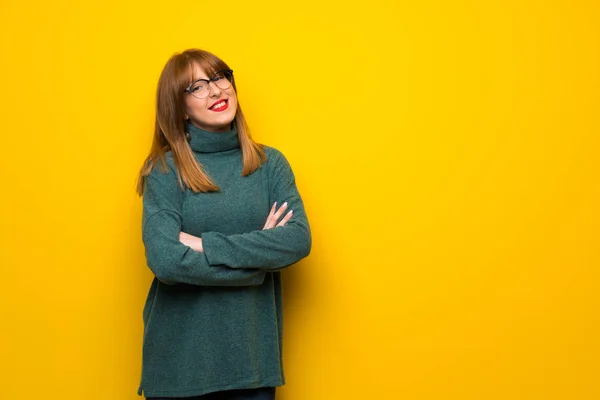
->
[136, 49, 266, 195]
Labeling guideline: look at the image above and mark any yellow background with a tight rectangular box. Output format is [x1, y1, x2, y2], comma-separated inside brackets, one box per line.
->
[1, 0, 599, 399]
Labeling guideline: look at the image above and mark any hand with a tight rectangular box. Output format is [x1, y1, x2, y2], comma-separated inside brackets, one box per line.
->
[179, 231, 204, 252]
[263, 202, 293, 230]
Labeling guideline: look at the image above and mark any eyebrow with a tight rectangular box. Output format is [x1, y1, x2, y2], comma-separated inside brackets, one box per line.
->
[193, 69, 222, 80]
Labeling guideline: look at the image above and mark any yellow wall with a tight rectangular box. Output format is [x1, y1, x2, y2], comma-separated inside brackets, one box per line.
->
[1, 1, 598, 399]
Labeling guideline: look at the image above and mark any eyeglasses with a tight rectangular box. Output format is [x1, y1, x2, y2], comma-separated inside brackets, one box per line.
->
[184, 70, 234, 99]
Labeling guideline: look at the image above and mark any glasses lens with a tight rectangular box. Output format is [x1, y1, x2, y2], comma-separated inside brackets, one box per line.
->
[189, 81, 209, 99]
[214, 71, 233, 90]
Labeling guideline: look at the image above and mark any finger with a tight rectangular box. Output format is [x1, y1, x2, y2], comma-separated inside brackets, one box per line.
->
[263, 202, 277, 230]
[276, 210, 293, 227]
[272, 201, 288, 222]
[266, 202, 286, 229]
[179, 233, 188, 244]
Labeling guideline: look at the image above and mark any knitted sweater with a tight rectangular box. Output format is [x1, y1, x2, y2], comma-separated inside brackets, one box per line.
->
[137, 122, 311, 397]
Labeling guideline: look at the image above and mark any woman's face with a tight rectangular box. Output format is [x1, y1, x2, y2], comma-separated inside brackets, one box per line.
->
[184, 63, 238, 132]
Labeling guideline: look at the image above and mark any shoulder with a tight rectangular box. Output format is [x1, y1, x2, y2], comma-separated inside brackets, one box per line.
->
[262, 145, 290, 167]
[144, 151, 183, 193]
[147, 151, 179, 178]
[260, 145, 296, 179]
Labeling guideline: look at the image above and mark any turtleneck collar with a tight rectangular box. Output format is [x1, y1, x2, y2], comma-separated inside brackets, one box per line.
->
[185, 121, 240, 153]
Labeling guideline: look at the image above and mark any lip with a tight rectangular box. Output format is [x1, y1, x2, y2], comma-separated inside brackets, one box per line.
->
[209, 99, 228, 110]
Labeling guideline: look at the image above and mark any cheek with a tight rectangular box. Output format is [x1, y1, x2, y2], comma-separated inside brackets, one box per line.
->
[228, 92, 238, 111]
[185, 98, 207, 116]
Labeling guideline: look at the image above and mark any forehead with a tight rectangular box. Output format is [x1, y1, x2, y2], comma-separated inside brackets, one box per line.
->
[189, 62, 216, 82]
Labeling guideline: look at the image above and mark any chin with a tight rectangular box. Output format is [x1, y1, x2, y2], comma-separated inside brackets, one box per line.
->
[224, 113, 237, 125]
[216, 117, 236, 130]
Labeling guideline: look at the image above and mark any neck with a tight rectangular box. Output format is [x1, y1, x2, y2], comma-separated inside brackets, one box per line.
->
[185, 121, 240, 153]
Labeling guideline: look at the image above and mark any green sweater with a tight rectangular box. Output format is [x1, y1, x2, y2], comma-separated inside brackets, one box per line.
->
[137, 122, 311, 397]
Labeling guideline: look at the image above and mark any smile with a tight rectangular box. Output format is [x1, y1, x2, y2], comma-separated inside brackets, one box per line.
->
[209, 100, 228, 112]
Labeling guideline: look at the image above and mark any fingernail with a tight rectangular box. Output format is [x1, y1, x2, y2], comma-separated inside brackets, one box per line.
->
[288, 210, 293, 214]
[283, 202, 288, 207]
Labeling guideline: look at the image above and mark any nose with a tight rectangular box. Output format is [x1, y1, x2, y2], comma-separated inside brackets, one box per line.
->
[208, 81, 222, 97]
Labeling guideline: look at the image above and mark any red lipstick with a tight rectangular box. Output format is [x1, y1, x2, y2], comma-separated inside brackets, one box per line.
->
[209, 99, 228, 111]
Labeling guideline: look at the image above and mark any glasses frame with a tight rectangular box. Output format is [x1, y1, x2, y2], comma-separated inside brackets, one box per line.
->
[184, 69, 234, 99]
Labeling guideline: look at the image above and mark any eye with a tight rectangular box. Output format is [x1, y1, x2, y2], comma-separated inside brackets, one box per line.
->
[191, 82, 207, 92]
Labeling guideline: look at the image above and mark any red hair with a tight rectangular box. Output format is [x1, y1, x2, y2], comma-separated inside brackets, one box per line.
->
[136, 48, 266, 195]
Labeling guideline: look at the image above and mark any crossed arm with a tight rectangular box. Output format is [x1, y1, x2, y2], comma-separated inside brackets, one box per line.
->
[178, 201, 293, 253]
[141, 149, 311, 286]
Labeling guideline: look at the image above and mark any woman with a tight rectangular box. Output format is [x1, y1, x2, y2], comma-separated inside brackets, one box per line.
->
[135, 48, 311, 400]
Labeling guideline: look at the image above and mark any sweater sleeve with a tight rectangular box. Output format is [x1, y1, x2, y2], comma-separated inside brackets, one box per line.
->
[201, 148, 312, 270]
[142, 157, 266, 286]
